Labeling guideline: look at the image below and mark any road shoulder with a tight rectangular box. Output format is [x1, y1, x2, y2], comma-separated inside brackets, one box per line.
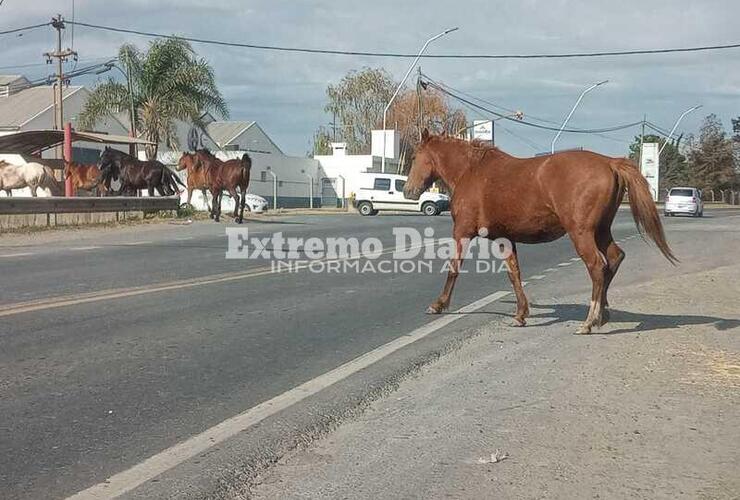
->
[251, 263, 740, 500]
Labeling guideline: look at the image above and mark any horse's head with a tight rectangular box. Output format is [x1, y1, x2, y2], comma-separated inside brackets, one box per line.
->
[177, 152, 199, 171]
[404, 129, 438, 200]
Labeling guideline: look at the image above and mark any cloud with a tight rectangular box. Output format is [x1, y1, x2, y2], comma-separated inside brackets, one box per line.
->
[1, 0, 738, 156]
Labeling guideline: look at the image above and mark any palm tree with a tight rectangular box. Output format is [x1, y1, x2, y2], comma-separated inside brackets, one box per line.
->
[79, 38, 228, 159]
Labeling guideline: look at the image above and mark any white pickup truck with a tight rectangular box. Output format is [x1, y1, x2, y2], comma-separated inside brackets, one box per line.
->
[354, 173, 449, 216]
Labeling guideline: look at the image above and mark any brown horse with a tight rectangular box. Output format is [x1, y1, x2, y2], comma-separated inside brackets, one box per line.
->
[176, 152, 211, 212]
[194, 149, 251, 223]
[404, 130, 676, 334]
[64, 161, 107, 195]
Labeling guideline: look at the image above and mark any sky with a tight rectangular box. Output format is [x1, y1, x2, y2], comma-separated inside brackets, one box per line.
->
[1, 0, 738, 157]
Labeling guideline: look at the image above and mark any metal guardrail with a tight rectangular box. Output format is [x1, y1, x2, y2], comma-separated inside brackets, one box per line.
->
[0, 196, 180, 215]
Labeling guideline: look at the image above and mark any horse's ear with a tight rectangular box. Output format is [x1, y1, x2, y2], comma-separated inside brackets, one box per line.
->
[421, 128, 430, 142]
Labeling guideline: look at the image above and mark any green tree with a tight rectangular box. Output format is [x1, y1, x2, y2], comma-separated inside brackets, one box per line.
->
[310, 126, 332, 156]
[79, 38, 228, 159]
[322, 67, 397, 154]
[315, 68, 466, 167]
[627, 133, 688, 193]
[687, 114, 737, 190]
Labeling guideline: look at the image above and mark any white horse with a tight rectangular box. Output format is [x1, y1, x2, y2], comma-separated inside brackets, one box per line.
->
[0, 160, 61, 196]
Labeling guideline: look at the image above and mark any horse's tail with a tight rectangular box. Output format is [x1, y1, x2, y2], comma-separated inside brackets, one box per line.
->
[162, 167, 185, 194]
[610, 159, 677, 264]
[40, 166, 63, 195]
[240, 153, 251, 185]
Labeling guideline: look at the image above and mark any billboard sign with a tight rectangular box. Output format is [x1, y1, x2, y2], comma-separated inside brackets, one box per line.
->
[472, 120, 493, 143]
[640, 142, 660, 201]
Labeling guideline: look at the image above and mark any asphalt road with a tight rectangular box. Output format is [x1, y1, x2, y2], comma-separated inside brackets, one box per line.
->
[1, 209, 738, 499]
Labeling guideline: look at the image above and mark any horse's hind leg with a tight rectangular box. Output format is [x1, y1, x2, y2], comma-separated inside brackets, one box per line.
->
[201, 188, 211, 212]
[600, 236, 625, 325]
[238, 185, 247, 223]
[505, 242, 529, 326]
[228, 187, 240, 219]
[570, 231, 608, 334]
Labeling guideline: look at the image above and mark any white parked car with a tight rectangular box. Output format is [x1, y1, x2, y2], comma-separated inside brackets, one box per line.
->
[244, 193, 269, 213]
[354, 173, 449, 216]
[220, 193, 269, 213]
[664, 187, 703, 217]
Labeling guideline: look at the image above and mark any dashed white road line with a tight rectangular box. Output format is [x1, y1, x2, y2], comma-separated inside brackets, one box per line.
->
[557, 262, 573, 267]
[0, 252, 34, 258]
[123, 241, 152, 246]
[570, 257, 580, 262]
[65, 289, 512, 500]
[528, 274, 546, 280]
[174, 236, 193, 241]
[69, 246, 101, 251]
[543, 267, 556, 273]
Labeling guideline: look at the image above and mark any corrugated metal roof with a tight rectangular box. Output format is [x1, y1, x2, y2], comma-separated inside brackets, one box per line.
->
[0, 75, 27, 86]
[0, 85, 83, 128]
[205, 121, 254, 147]
[0, 129, 154, 155]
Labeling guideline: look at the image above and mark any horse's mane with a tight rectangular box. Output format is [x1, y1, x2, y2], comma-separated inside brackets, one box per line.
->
[426, 134, 510, 163]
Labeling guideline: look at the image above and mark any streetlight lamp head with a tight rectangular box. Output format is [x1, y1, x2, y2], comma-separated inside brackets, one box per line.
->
[444, 27, 459, 34]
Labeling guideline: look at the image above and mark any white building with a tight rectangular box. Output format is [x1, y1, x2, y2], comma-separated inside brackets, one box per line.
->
[313, 130, 401, 203]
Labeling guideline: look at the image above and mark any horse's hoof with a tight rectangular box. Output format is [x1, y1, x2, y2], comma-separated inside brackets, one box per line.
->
[512, 317, 526, 327]
[575, 325, 592, 335]
[426, 305, 441, 314]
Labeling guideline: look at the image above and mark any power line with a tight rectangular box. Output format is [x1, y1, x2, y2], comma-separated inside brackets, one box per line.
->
[66, 20, 740, 59]
[0, 22, 51, 36]
[421, 77, 643, 134]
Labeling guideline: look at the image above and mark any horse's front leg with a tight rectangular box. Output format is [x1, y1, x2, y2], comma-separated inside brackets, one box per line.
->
[427, 232, 470, 314]
[504, 242, 529, 326]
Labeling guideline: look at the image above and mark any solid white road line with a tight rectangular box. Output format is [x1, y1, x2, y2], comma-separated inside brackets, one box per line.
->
[570, 257, 580, 262]
[543, 267, 556, 273]
[66, 289, 512, 500]
[0, 252, 34, 258]
[174, 236, 193, 241]
[123, 241, 153, 246]
[69, 246, 101, 251]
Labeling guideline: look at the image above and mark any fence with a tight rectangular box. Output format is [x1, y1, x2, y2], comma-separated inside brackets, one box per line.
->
[0, 196, 179, 215]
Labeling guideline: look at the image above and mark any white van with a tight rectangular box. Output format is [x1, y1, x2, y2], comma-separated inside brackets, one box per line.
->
[354, 173, 449, 216]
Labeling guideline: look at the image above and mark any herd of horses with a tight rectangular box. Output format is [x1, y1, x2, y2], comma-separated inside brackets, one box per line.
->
[2, 131, 677, 333]
[0, 148, 252, 223]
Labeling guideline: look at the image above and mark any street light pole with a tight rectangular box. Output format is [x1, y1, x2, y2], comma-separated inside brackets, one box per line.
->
[381, 27, 458, 173]
[551, 80, 608, 154]
[301, 169, 314, 209]
[659, 105, 702, 155]
[266, 166, 278, 210]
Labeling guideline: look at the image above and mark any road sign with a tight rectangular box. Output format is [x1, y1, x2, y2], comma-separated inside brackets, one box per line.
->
[472, 120, 493, 143]
[640, 143, 660, 201]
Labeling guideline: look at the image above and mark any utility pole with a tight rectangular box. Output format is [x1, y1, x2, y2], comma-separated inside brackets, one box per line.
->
[44, 15, 77, 142]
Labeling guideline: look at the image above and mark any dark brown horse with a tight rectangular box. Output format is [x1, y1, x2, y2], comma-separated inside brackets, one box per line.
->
[64, 161, 107, 195]
[176, 152, 211, 211]
[98, 147, 184, 196]
[194, 149, 251, 223]
[404, 130, 676, 334]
